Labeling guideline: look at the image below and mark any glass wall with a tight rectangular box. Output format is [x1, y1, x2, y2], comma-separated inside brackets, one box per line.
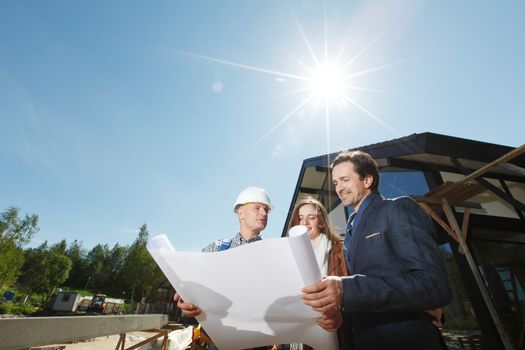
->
[438, 171, 525, 348]
[379, 171, 430, 198]
[440, 243, 481, 333]
[470, 230, 525, 349]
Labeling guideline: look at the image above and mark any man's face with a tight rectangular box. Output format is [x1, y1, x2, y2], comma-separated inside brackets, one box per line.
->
[332, 161, 372, 210]
[238, 202, 269, 234]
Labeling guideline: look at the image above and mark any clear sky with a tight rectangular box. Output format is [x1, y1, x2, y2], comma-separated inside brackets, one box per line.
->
[1, 0, 523, 251]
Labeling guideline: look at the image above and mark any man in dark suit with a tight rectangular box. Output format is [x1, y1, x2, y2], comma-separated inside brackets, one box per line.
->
[302, 150, 451, 350]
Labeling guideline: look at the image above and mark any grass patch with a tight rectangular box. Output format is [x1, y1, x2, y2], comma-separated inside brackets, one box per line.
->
[0, 303, 37, 315]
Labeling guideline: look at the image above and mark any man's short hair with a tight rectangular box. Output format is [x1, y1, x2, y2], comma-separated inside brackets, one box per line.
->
[331, 150, 380, 193]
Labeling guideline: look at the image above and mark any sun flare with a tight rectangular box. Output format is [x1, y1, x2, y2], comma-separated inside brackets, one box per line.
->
[172, 6, 403, 197]
[309, 64, 345, 102]
[173, 10, 400, 158]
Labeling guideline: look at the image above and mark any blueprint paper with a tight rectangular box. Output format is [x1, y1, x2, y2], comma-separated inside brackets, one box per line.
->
[147, 230, 338, 350]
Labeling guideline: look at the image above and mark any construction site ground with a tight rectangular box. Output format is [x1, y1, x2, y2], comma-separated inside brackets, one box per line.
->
[46, 331, 155, 349]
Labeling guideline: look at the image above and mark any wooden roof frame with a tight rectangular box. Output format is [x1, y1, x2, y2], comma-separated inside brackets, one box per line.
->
[415, 143, 525, 350]
[417, 143, 525, 247]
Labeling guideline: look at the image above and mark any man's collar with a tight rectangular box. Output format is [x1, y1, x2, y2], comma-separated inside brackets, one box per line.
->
[349, 192, 379, 230]
[238, 231, 262, 242]
[357, 192, 378, 214]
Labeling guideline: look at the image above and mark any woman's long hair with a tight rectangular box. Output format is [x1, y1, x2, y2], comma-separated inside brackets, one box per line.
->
[287, 197, 341, 243]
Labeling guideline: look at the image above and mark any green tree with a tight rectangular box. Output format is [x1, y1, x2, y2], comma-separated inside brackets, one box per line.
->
[19, 242, 72, 303]
[0, 241, 24, 290]
[87, 243, 128, 294]
[0, 207, 39, 290]
[120, 224, 165, 302]
[86, 243, 110, 292]
[46, 252, 72, 296]
[67, 241, 128, 295]
[106, 244, 128, 295]
[64, 240, 89, 290]
[19, 243, 49, 299]
[50, 239, 67, 255]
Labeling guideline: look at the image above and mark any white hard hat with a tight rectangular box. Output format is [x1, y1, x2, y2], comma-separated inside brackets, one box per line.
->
[234, 187, 273, 212]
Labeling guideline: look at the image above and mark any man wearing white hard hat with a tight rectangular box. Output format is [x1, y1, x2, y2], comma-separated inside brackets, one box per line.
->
[202, 186, 273, 252]
[175, 186, 272, 317]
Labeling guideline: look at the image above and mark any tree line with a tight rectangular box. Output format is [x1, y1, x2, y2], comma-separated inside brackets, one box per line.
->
[0, 207, 165, 304]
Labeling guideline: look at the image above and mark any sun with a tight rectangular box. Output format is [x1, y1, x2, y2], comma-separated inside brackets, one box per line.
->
[172, 13, 400, 153]
[309, 64, 345, 102]
[170, 6, 403, 196]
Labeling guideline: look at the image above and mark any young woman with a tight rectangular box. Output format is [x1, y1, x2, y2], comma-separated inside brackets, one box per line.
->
[287, 197, 348, 350]
[288, 197, 347, 277]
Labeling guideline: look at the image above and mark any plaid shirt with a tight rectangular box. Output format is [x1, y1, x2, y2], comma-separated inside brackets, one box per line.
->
[201, 232, 262, 252]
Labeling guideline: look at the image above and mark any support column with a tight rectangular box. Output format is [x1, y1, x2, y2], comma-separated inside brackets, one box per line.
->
[442, 198, 514, 350]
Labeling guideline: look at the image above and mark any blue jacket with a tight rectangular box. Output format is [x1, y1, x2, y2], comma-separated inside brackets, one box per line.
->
[342, 193, 451, 350]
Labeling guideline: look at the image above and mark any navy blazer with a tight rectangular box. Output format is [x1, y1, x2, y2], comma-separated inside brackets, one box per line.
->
[342, 193, 451, 350]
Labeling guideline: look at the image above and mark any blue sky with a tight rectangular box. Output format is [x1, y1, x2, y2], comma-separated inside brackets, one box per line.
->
[1, 0, 523, 251]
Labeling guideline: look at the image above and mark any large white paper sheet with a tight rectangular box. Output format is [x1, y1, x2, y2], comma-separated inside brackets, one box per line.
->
[147, 231, 338, 350]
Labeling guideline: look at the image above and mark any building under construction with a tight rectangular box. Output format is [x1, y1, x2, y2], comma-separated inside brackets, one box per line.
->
[283, 132, 525, 350]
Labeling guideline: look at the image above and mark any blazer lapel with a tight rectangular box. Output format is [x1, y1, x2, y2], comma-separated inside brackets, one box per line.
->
[348, 193, 383, 273]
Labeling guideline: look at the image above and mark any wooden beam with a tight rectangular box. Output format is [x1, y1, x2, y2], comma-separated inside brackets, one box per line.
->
[116, 333, 125, 350]
[457, 144, 525, 186]
[419, 203, 458, 242]
[422, 181, 486, 206]
[441, 198, 514, 350]
[458, 208, 471, 255]
[125, 332, 165, 350]
[500, 162, 525, 176]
